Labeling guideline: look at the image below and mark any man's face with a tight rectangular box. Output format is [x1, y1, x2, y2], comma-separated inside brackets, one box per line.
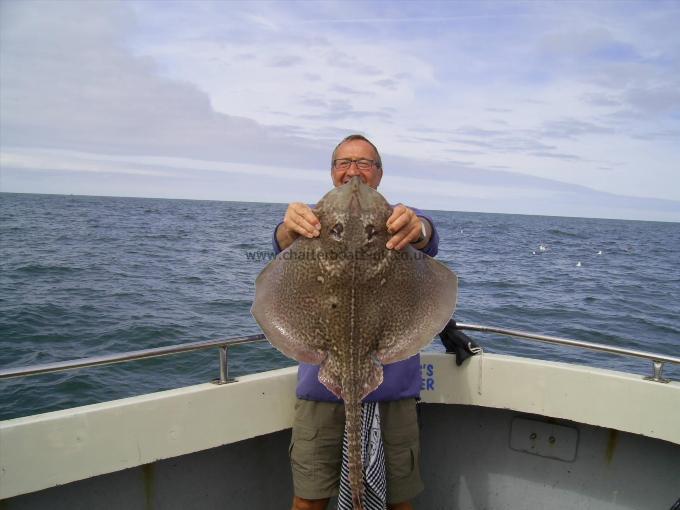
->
[331, 139, 383, 189]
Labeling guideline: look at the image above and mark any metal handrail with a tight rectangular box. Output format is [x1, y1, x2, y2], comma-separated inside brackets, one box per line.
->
[456, 323, 680, 383]
[457, 323, 680, 364]
[0, 324, 677, 383]
[0, 334, 266, 383]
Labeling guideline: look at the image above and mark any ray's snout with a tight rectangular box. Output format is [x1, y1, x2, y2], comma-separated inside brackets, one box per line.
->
[349, 178, 362, 215]
[345, 176, 374, 215]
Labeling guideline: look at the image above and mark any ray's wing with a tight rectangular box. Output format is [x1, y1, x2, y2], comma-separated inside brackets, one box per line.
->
[251, 243, 329, 365]
[318, 355, 344, 398]
[376, 248, 458, 364]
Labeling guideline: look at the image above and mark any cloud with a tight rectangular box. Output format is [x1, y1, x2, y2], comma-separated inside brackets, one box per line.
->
[373, 78, 399, 90]
[582, 92, 622, 107]
[0, 0, 330, 170]
[1, 150, 176, 178]
[626, 86, 680, 115]
[448, 134, 558, 155]
[538, 27, 641, 63]
[539, 118, 613, 139]
[1, 147, 329, 182]
[411, 136, 448, 144]
[631, 129, 680, 141]
[268, 55, 304, 67]
[530, 151, 582, 162]
[1, 0, 679, 214]
[244, 13, 280, 31]
[4, 146, 678, 222]
[444, 148, 486, 156]
[453, 126, 507, 138]
[330, 85, 374, 97]
[300, 106, 394, 122]
[0, 146, 333, 204]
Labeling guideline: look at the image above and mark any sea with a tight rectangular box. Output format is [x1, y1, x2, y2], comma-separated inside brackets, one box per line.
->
[1, 192, 679, 421]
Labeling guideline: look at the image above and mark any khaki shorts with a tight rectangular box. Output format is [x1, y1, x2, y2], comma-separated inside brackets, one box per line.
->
[289, 398, 423, 504]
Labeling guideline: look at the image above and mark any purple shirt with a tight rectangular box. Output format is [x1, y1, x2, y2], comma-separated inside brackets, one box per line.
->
[272, 206, 440, 402]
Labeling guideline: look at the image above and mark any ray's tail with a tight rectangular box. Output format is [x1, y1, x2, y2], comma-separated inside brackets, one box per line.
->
[345, 400, 364, 510]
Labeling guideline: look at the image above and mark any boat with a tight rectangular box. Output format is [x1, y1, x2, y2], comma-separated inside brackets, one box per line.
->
[1, 324, 679, 509]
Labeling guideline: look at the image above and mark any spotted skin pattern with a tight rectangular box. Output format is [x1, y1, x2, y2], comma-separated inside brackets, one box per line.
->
[252, 177, 458, 509]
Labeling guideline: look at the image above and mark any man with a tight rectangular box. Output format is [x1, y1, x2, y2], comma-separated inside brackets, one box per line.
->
[272, 134, 439, 510]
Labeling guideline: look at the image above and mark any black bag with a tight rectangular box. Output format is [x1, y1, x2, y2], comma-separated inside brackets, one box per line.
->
[438, 319, 481, 366]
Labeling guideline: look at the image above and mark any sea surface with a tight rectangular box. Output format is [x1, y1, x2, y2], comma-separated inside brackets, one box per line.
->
[1, 192, 679, 420]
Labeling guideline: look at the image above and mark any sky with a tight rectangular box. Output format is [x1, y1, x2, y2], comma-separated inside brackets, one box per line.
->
[1, 0, 679, 221]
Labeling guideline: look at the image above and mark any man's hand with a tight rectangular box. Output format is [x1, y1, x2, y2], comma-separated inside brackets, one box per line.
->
[276, 202, 321, 250]
[386, 204, 428, 251]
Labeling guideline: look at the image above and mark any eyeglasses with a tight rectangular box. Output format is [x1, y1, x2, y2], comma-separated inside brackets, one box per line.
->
[332, 158, 377, 171]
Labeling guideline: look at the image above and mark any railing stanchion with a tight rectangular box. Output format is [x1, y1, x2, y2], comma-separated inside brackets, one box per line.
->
[644, 360, 670, 384]
[218, 346, 229, 385]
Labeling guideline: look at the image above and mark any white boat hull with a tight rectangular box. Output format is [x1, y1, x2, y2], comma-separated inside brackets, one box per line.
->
[1, 352, 679, 508]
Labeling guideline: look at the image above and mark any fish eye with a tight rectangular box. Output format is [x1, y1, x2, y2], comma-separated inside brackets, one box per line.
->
[365, 224, 376, 241]
[330, 223, 343, 240]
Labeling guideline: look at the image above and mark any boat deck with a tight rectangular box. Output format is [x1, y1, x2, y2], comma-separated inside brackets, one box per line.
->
[3, 403, 679, 509]
[2, 350, 679, 509]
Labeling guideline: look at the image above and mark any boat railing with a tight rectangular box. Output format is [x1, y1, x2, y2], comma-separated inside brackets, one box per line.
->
[0, 323, 678, 384]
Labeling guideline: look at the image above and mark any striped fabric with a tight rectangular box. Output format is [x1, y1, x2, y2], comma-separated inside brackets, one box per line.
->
[337, 402, 387, 510]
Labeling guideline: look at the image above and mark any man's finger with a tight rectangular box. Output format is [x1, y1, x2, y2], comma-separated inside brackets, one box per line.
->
[387, 212, 410, 234]
[388, 223, 420, 250]
[395, 223, 421, 250]
[386, 204, 407, 231]
[286, 213, 317, 238]
[387, 205, 415, 235]
[293, 204, 321, 231]
[291, 214, 320, 238]
[303, 211, 321, 232]
[287, 203, 320, 238]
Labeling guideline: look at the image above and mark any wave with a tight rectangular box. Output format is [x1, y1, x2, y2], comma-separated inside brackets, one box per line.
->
[14, 264, 83, 274]
[546, 228, 586, 238]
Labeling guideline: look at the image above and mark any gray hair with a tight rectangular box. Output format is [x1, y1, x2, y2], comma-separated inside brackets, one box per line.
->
[331, 134, 383, 170]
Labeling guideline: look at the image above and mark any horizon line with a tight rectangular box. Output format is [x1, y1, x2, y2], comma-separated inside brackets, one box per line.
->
[2, 190, 678, 225]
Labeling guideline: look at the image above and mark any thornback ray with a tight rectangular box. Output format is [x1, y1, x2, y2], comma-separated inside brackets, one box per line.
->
[251, 176, 458, 510]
